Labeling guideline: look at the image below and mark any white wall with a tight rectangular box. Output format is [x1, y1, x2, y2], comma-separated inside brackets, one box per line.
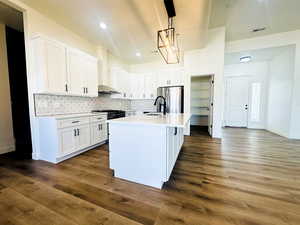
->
[185, 27, 226, 138]
[1, 0, 102, 158]
[267, 48, 295, 137]
[224, 61, 269, 129]
[0, 22, 15, 154]
[226, 30, 300, 139]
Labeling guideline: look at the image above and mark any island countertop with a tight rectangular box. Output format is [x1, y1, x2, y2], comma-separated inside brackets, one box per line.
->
[108, 113, 191, 128]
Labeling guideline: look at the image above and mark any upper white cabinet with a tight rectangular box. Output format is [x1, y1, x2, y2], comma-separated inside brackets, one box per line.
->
[68, 49, 98, 97]
[32, 36, 98, 97]
[32, 38, 68, 95]
[144, 73, 158, 99]
[157, 69, 184, 87]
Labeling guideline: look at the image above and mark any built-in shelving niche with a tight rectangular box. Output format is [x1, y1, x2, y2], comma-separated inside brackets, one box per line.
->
[190, 76, 212, 126]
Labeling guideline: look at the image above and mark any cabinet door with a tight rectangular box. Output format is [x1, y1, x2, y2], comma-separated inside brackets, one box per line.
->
[144, 73, 157, 99]
[132, 74, 145, 99]
[76, 124, 91, 150]
[68, 50, 85, 95]
[84, 58, 98, 97]
[171, 69, 184, 86]
[33, 38, 68, 94]
[158, 70, 171, 87]
[122, 71, 132, 99]
[91, 122, 107, 145]
[58, 127, 77, 156]
[45, 41, 68, 94]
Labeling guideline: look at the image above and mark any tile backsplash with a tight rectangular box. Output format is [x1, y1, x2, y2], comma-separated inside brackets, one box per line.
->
[34, 94, 156, 116]
[130, 100, 156, 112]
[34, 94, 131, 116]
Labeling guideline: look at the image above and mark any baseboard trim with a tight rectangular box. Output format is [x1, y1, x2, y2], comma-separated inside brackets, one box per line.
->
[0, 145, 15, 155]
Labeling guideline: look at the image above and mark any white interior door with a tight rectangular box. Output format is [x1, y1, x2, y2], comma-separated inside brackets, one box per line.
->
[208, 76, 214, 136]
[225, 77, 249, 127]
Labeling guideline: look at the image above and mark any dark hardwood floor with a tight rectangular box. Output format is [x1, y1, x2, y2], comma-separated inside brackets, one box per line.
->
[0, 128, 300, 225]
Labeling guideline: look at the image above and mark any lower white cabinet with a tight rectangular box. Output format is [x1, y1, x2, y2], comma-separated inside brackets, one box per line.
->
[38, 113, 107, 163]
[166, 127, 184, 180]
[91, 122, 107, 145]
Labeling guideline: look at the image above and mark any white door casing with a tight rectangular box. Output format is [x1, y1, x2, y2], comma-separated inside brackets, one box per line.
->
[208, 76, 214, 136]
[225, 77, 249, 127]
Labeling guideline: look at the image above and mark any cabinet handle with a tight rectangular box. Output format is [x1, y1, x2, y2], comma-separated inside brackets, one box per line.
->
[97, 117, 102, 120]
[98, 124, 100, 130]
[74, 129, 77, 136]
[174, 127, 178, 136]
[77, 129, 80, 136]
[83, 87, 85, 94]
[65, 84, 68, 92]
[101, 124, 103, 130]
[86, 88, 88, 94]
[72, 121, 80, 124]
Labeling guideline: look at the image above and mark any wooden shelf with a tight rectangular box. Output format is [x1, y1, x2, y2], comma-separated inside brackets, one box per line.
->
[191, 113, 209, 116]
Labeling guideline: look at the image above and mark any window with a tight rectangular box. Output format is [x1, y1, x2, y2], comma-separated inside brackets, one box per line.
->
[250, 83, 261, 122]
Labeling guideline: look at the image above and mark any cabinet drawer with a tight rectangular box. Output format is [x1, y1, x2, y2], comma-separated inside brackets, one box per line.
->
[90, 114, 107, 123]
[57, 117, 90, 129]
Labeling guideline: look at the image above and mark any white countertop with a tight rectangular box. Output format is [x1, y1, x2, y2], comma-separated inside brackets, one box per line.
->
[108, 113, 191, 128]
[37, 112, 107, 120]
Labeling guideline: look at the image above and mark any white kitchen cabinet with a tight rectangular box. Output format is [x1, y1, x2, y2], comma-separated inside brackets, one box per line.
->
[68, 49, 98, 97]
[68, 49, 85, 95]
[91, 122, 107, 145]
[166, 127, 183, 180]
[32, 36, 98, 97]
[157, 69, 184, 87]
[134, 74, 145, 99]
[85, 58, 99, 97]
[32, 37, 68, 95]
[75, 124, 91, 150]
[110, 70, 158, 100]
[58, 127, 77, 157]
[38, 113, 107, 163]
[144, 73, 157, 99]
[109, 114, 188, 189]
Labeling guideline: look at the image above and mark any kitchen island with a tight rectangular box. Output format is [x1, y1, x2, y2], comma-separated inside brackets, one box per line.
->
[108, 113, 191, 189]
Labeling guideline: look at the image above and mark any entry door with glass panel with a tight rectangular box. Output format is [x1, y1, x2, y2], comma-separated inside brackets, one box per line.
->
[225, 77, 249, 127]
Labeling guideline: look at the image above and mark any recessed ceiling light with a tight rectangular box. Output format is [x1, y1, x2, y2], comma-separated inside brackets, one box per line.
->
[136, 52, 141, 57]
[240, 56, 252, 63]
[99, 22, 107, 30]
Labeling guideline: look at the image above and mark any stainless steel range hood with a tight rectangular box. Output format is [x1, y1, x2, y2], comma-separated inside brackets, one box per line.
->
[98, 85, 120, 94]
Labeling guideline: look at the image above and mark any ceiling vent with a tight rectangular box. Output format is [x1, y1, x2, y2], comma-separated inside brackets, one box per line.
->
[252, 27, 266, 33]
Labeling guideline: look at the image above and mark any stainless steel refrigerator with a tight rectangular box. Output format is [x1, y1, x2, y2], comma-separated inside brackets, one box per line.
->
[157, 86, 184, 113]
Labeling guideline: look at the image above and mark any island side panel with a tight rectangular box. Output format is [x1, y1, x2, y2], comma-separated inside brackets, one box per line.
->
[109, 123, 167, 189]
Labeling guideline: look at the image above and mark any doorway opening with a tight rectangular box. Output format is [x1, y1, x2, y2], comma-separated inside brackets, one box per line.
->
[190, 75, 214, 137]
[0, 2, 32, 159]
[223, 45, 296, 139]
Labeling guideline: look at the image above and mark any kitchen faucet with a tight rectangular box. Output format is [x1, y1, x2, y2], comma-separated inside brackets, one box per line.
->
[154, 96, 167, 115]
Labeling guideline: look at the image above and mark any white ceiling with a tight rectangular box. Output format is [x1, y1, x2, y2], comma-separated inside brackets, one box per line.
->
[0, 2, 23, 31]
[209, 0, 300, 41]
[225, 45, 296, 65]
[4, 0, 300, 64]
[19, 0, 211, 64]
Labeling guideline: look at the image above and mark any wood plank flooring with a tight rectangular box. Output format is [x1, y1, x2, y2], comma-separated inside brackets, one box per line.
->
[0, 128, 300, 225]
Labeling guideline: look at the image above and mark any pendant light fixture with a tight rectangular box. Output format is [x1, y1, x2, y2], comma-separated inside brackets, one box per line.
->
[157, 0, 180, 64]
